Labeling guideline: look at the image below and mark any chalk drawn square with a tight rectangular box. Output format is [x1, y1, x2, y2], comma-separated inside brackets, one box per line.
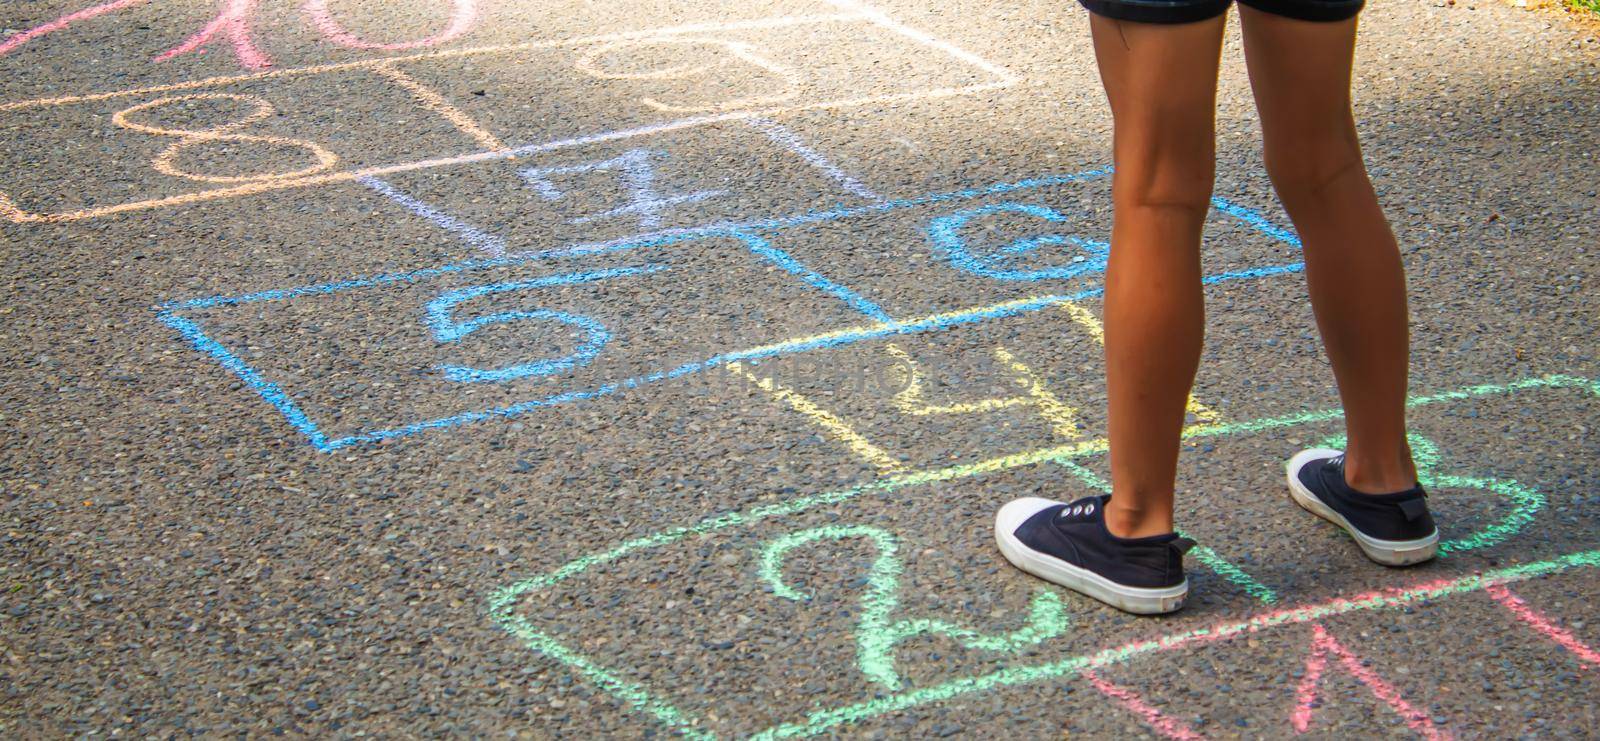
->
[486, 377, 1598, 738]
[0, 8, 1012, 223]
[407, 16, 1007, 149]
[363, 118, 888, 259]
[0, 66, 492, 218]
[753, 169, 1305, 320]
[159, 169, 1307, 450]
[161, 234, 876, 450]
[732, 315, 1118, 473]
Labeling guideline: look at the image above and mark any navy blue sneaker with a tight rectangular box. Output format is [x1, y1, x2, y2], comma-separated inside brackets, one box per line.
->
[1286, 449, 1438, 566]
[995, 495, 1193, 614]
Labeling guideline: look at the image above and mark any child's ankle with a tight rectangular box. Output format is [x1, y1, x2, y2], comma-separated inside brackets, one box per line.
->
[1104, 501, 1175, 539]
[1342, 457, 1418, 495]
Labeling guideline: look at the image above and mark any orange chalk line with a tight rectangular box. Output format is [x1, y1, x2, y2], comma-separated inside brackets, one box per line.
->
[0, 12, 1016, 223]
[0, 191, 30, 223]
[1, 110, 752, 223]
[369, 62, 505, 151]
[0, 80, 1010, 223]
[573, 37, 802, 114]
[111, 93, 341, 183]
[0, 14, 863, 113]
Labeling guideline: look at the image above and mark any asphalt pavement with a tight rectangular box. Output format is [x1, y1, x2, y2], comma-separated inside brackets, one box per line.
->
[1, 0, 1597, 737]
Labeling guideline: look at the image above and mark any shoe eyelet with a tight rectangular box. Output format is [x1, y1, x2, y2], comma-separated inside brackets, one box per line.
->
[1085, 503, 1095, 515]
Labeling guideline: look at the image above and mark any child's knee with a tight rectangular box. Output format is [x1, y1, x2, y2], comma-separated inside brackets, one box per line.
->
[1113, 156, 1216, 213]
[1262, 133, 1364, 206]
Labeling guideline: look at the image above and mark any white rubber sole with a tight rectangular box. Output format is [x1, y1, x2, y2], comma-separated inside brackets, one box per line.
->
[994, 498, 1188, 615]
[1285, 449, 1438, 567]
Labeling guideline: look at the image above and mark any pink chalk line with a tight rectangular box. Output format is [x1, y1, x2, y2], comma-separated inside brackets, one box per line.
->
[153, 0, 269, 69]
[1291, 624, 1452, 739]
[304, 0, 478, 51]
[1081, 669, 1206, 740]
[4, 0, 476, 68]
[0, 0, 150, 57]
[1485, 585, 1600, 668]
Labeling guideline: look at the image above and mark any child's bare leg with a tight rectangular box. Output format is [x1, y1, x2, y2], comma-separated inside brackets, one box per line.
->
[1092, 13, 1226, 537]
[1239, 7, 1417, 493]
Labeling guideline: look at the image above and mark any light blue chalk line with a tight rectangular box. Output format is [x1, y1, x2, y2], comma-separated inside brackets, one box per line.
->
[157, 311, 329, 449]
[1211, 195, 1301, 248]
[438, 309, 611, 384]
[929, 202, 1109, 282]
[426, 265, 665, 384]
[158, 231, 698, 312]
[163, 170, 1293, 314]
[157, 167, 1117, 312]
[732, 230, 893, 322]
[425, 265, 665, 342]
[179, 262, 1305, 449]
[160, 167, 1308, 450]
[316, 262, 1302, 449]
[1202, 262, 1304, 285]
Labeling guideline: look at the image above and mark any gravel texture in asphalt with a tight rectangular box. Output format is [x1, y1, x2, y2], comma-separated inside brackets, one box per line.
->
[1, 0, 1597, 737]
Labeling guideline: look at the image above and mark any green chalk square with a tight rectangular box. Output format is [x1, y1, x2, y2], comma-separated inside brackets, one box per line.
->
[487, 375, 1598, 738]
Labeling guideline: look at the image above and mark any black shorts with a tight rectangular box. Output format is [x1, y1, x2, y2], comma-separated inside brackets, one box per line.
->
[1080, 0, 1363, 24]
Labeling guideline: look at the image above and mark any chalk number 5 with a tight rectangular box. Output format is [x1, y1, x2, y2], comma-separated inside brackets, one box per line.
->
[422, 265, 663, 383]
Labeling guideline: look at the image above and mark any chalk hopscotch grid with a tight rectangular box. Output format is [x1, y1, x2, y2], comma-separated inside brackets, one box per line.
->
[485, 374, 1600, 739]
[734, 284, 1253, 608]
[729, 317, 1555, 735]
[156, 167, 1306, 450]
[0, 2, 1015, 223]
[361, 117, 881, 260]
[1056, 431, 1557, 737]
[18, 1, 1590, 736]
